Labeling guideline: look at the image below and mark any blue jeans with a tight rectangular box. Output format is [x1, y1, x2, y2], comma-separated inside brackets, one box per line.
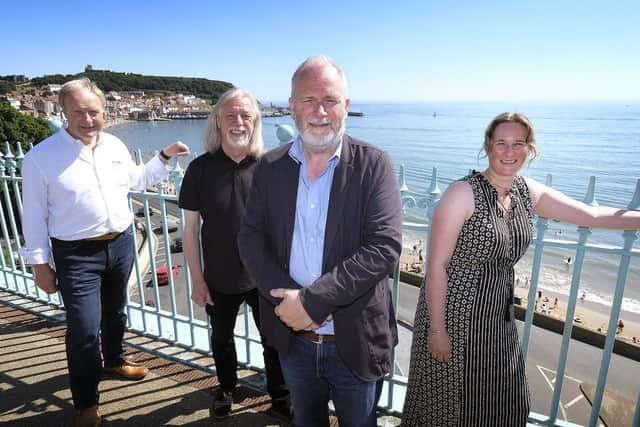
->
[52, 226, 135, 410]
[279, 334, 381, 427]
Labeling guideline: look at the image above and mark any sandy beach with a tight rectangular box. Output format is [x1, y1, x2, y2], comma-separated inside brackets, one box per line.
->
[514, 286, 640, 346]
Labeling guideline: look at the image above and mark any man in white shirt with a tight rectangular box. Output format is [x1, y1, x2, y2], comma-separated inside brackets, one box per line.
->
[20, 78, 189, 427]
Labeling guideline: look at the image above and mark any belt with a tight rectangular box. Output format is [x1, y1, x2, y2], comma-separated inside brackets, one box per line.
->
[82, 231, 123, 241]
[295, 330, 336, 344]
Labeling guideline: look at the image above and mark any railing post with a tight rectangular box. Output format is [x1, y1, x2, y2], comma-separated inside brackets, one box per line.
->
[587, 179, 640, 427]
[169, 161, 184, 194]
[522, 174, 552, 360]
[15, 143, 24, 171]
[583, 175, 599, 206]
[548, 225, 591, 424]
[0, 149, 5, 176]
[398, 164, 409, 193]
[399, 164, 417, 212]
[4, 142, 16, 176]
[549, 176, 598, 424]
[632, 392, 640, 427]
[426, 166, 441, 222]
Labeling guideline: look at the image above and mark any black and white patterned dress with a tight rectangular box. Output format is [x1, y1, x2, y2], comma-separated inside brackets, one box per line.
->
[402, 172, 533, 426]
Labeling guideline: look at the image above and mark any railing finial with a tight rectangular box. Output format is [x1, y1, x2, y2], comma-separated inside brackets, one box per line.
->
[428, 167, 441, 196]
[582, 175, 599, 207]
[628, 179, 640, 211]
[398, 164, 409, 192]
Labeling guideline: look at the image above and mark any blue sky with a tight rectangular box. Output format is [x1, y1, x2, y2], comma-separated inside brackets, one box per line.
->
[2, 0, 639, 102]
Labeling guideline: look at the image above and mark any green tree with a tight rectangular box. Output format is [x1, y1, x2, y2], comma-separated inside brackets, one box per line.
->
[0, 80, 16, 94]
[31, 70, 234, 100]
[0, 101, 52, 152]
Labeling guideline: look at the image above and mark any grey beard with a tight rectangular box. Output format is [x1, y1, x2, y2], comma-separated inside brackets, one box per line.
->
[300, 120, 345, 154]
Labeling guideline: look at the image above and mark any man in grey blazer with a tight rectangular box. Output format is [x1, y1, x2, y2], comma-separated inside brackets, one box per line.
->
[238, 55, 402, 427]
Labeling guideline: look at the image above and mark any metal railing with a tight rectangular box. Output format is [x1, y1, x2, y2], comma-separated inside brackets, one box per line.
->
[1, 140, 639, 426]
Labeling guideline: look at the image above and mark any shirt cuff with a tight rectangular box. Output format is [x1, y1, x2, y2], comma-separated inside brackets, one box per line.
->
[150, 154, 171, 172]
[19, 247, 50, 265]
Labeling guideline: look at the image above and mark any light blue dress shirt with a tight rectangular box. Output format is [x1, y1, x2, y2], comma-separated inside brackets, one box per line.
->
[288, 137, 342, 335]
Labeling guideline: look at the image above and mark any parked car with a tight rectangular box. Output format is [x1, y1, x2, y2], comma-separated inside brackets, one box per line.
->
[136, 207, 153, 217]
[170, 237, 183, 253]
[156, 265, 178, 285]
[160, 218, 179, 232]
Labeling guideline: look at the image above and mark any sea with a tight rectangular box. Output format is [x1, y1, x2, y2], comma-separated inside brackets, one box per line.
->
[109, 101, 640, 314]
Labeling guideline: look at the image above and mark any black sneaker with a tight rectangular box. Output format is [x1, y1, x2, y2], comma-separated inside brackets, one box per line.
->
[212, 390, 233, 419]
[270, 394, 293, 421]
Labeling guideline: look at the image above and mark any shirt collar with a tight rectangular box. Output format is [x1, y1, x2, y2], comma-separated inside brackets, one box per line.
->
[288, 135, 343, 165]
[215, 147, 255, 166]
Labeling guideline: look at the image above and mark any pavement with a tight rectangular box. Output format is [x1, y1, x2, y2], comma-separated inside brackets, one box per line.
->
[0, 290, 405, 426]
[0, 292, 310, 426]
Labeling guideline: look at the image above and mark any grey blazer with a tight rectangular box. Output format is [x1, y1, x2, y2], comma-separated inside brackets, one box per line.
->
[238, 134, 403, 381]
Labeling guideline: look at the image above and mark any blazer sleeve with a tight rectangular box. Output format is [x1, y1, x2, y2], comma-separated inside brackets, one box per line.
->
[238, 158, 302, 306]
[300, 150, 403, 323]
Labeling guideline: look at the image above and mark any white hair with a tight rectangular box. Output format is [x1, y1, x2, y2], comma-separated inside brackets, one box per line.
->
[203, 88, 264, 157]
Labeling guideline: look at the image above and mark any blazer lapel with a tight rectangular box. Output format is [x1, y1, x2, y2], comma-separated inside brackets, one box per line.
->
[323, 136, 354, 263]
[280, 152, 301, 260]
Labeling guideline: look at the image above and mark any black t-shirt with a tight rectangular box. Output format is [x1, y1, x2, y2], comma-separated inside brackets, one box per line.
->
[178, 149, 256, 294]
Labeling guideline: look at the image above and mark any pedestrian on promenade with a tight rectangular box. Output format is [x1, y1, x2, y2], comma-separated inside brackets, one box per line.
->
[238, 55, 403, 427]
[178, 88, 290, 420]
[402, 112, 640, 426]
[20, 78, 190, 427]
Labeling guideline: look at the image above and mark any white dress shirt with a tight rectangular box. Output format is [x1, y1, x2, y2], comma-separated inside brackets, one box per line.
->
[20, 128, 168, 264]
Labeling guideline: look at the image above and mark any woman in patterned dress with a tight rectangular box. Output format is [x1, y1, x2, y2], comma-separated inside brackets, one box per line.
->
[401, 112, 640, 426]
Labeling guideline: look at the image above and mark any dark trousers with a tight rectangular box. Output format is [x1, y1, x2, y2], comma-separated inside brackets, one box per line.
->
[206, 289, 288, 399]
[52, 226, 135, 410]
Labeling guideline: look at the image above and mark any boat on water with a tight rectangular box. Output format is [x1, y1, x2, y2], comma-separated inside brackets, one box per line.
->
[348, 111, 364, 117]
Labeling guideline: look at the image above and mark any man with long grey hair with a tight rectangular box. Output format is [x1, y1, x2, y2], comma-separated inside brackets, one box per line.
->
[179, 88, 290, 420]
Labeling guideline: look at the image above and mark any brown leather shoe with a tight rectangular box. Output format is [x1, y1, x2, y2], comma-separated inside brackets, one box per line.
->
[75, 405, 101, 427]
[103, 359, 149, 380]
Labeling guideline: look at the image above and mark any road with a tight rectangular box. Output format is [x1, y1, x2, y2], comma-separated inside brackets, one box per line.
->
[129, 196, 209, 323]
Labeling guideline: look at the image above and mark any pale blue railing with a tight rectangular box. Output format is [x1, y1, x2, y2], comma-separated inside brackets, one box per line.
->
[1, 139, 639, 426]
